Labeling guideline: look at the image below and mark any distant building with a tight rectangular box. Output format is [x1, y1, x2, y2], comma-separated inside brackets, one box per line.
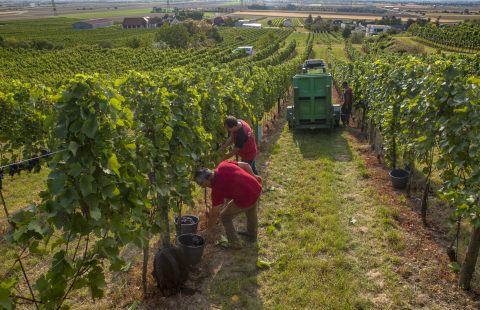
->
[242, 23, 262, 28]
[283, 19, 293, 27]
[340, 22, 353, 29]
[149, 17, 164, 28]
[123, 17, 149, 29]
[73, 19, 114, 30]
[169, 17, 181, 25]
[366, 24, 391, 36]
[354, 23, 367, 32]
[235, 19, 250, 27]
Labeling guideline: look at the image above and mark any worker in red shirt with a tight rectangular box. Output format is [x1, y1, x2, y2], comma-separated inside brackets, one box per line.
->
[194, 161, 262, 249]
[219, 116, 258, 175]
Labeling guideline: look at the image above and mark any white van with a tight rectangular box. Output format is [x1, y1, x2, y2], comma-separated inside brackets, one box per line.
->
[233, 46, 254, 55]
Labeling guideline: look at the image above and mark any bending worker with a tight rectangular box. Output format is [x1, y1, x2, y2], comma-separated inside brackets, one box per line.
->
[195, 160, 262, 249]
[219, 116, 259, 175]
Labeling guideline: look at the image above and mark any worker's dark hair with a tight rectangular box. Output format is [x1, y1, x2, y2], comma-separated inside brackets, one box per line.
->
[194, 168, 213, 184]
[342, 81, 348, 87]
[224, 116, 239, 128]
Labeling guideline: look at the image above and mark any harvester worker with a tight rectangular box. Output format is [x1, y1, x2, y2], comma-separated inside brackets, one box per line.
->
[341, 81, 353, 127]
[194, 161, 262, 249]
[219, 116, 259, 175]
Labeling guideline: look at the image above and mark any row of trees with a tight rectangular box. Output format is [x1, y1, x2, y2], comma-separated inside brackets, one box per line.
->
[331, 51, 480, 290]
[151, 8, 204, 21]
[0, 36, 59, 50]
[155, 21, 223, 49]
[409, 22, 480, 52]
[304, 15, 341, 32]
[0, 28, 290, 85]
[0, 33, 313, 309]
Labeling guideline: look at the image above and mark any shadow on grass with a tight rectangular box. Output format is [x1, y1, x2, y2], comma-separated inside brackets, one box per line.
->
[291, 127, 352, 162]
[204, 239, 262, 309]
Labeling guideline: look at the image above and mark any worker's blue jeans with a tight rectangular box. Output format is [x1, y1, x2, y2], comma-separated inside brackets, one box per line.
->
[241, 159, 259, 175]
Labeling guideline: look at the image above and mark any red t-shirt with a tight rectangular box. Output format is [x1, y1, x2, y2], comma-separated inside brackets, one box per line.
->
[211, 161, 262, 208]
[232, 120, 257, 161]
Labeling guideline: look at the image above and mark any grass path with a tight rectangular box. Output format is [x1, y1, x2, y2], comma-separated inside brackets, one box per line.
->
[168, 118, 475, 309]
[157, 122, 475, 309]
[255, 127, 376, 308]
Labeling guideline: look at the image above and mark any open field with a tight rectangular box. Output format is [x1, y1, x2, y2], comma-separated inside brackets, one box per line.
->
[232, 10, 387, 21]
[424, 13, 480, 21]
[231, 10, 480, 23]
[393, 36, 439, 54]
[0, 1, 238, 21]
[0, 2, 160, 20]
[311, 32, 346, 62]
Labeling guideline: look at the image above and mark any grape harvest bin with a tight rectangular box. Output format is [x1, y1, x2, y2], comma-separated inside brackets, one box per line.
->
[287, 71, 340, 130]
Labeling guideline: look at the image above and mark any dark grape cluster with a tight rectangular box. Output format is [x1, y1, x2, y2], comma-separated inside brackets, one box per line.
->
[191, 235, 204, 246]
[175, 216, 195, 225]
[2, 149, 51, 178]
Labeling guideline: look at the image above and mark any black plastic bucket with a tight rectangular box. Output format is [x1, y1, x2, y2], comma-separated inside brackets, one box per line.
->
[177, 234, 205, 266]
[174, 215, 199, 235]
[389, 169, 410, 190]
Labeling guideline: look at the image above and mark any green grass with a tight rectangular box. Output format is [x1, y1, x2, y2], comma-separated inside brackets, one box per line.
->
[0, 17, 159, 47]
[0, 168, 48, 235]
[393, 36, 439, 55]
[311, 32, 346, 62]
[192, 124, 420, 309]
[1, 118, 471, 308]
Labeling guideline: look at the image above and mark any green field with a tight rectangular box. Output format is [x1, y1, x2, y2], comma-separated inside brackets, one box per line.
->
[311, 31, 346, 61]
[0, 18, 160, 46]
[2, 13, 480, 310]
[59, 8, 152, 19]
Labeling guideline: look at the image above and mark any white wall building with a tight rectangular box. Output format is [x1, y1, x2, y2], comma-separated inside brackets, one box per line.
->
[235, 19, 250, 27]
[366, 24, 391, 36]
[242, 23, 262, 28]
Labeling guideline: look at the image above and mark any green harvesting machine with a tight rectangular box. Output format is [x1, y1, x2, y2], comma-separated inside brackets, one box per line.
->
[287, 60, 341, 130]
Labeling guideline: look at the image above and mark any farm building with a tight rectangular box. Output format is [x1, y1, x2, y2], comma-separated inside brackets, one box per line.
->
[235, 19, 250, 27]
[72, 19, 114, 30]
[242, 23, 262, 28]
[354, 24, 367, 32]
[149, 17, 164, 28]
[340, 22, 354, 29]
[123, 17, 149, 29]
[366, 24, 391, 36]
[122, 17, 171, 29]
[169, 17, 181, 25]
[283, 19, 293, 27]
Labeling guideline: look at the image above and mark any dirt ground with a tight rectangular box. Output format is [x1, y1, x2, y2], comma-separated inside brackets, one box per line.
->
[346, 126, 480, 309]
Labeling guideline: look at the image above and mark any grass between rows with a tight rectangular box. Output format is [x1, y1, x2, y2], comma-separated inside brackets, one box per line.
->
[201, 125, 416, 309]
[311, 32, 346, 62]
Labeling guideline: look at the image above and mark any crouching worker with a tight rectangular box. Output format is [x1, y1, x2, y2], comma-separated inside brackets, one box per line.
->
[194, 161, 262, 249]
